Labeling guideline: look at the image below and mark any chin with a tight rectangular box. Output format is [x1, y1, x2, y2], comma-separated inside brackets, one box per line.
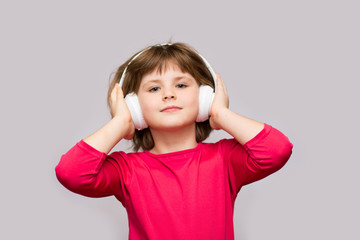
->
[146, 112, 197, 130]
[150, 120, 196, 132]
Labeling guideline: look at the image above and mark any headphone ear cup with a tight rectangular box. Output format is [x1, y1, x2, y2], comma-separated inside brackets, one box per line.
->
[124, 93, 148, 130]
[196, 85, 215, 122]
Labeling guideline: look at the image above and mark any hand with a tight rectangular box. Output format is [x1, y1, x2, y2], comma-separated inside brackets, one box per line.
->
[110, 84, 135, 140]
[209, 73, 229, 130]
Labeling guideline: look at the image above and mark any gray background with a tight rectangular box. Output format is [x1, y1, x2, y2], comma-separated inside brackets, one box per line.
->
[1, 0, 359, 239]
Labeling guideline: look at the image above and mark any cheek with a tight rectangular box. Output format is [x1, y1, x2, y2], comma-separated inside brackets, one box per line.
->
[138, 95, 154, 112]
[183, 89, 199, 109]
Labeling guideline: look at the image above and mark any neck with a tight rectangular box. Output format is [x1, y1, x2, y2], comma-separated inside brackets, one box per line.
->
[149, 124, 198, 154]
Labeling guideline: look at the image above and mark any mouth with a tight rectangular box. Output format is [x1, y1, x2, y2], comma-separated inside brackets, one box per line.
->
[161, 105, 182, 112]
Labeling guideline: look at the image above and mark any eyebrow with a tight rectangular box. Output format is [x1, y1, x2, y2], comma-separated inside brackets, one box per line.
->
[142, 75, 192, 86]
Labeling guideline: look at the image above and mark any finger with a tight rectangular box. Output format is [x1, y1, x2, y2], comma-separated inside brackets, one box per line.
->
[111, 85, 122, 110]
[117, 85, 125, 99]
[113, 84, 125, 99]
[215, 73, 221, 85]
[220, 78, 228, 95]
[217, 73, 228, 93]
[214, 73, 229, 108]
[111, 84, 118, 96]
[110, 85, 118, 103]
[214, 73, 225, 93]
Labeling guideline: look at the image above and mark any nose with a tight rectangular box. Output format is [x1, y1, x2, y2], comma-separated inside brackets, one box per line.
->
[162, 88, 176, 101]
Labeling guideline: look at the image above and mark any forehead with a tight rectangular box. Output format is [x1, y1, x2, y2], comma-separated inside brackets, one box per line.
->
[140, 61, 195, 83]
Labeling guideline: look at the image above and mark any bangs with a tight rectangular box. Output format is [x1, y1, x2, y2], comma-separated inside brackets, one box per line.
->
[127, 44, 209, 91]
[136, 49, 190, 76]
[145, 55, 184, 76]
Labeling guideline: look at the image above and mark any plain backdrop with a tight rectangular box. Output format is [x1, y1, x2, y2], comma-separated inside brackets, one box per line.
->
[1, 0, 359, 239]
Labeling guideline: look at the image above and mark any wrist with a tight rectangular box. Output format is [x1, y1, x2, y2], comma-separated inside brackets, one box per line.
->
[112, 115, 134, 139]
[210, 107, 230, 130]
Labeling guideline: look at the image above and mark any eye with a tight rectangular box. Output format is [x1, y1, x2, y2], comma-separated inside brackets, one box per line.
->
[149, 87, 160, 92]
[176, 84, 187, 89]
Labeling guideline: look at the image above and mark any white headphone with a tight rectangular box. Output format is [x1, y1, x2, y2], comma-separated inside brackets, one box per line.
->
[119, 43, 217, 130]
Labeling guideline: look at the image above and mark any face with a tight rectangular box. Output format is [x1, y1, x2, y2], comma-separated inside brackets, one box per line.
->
[137, 62, 200, 132]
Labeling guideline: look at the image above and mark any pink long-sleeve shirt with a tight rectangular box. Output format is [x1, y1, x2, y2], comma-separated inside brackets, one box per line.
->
[56, 124, 293, 239]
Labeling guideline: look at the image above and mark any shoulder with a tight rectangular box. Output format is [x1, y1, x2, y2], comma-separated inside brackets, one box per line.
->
[108, 150, 146, 161]
[201, 138, 241, 155]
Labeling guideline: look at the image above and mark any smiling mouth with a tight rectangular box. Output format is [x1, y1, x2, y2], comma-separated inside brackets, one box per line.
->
[161, 106, 182, 112]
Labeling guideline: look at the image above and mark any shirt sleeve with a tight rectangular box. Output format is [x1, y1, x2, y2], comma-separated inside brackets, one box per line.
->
[221, 124, 293, 195]
[55, 140, 132, 205]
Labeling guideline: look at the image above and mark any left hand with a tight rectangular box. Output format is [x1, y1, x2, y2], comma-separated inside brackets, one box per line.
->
[209, 73, 229, 130]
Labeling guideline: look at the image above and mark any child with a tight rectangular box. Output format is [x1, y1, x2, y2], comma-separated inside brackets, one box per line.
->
[55, 42, 293, 239]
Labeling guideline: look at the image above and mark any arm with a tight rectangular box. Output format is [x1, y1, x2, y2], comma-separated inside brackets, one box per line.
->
[211, 74, 293, 190]
[56, 140, 131, 201]
[224, 124, 293, 193]
[209, 73, 264, 145]
[84, 84, 135, 154]
[55, 85, 134, 200]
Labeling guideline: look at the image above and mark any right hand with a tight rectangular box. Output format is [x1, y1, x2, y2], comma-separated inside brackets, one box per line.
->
[110, 84, 135, 140]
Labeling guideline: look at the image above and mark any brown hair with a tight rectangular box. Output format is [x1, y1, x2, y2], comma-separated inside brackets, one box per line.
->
[107, 42, 215, 152]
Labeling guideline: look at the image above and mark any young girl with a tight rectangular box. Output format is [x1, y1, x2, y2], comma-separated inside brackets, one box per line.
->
[56, 42, 293, 239]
